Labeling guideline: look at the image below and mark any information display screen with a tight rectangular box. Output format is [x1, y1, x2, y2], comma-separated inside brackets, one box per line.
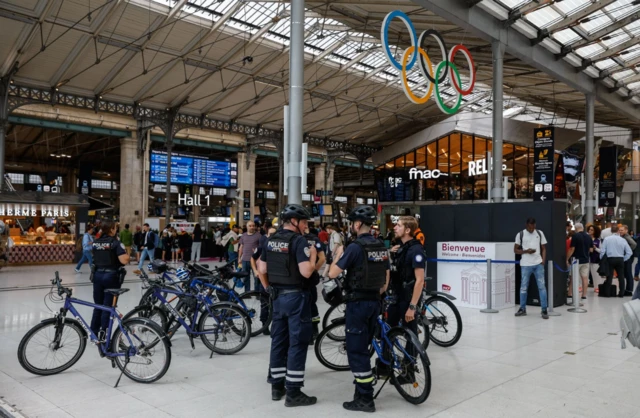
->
[150, 150, 237, 188]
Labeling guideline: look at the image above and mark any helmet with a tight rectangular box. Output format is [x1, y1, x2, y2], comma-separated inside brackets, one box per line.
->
[280, 204, 310, 222]
[147, 263, 154, 272]
[176, 267, 189, 280]
[347, 205, 377, 224]
[322, 278, 344, 307]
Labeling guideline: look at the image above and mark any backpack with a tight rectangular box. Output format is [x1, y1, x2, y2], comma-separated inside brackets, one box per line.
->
[620, 299, 640, 349]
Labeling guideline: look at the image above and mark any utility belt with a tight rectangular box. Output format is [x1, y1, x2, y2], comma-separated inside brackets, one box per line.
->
[90, 265, 127, 284]
[344, 291, 380, 302]
[268, 286, 307, 300]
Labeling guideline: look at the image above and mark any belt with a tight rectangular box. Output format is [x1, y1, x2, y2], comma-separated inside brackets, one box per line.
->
[276, 288, 303, 295]
[95, 268, 118, 272]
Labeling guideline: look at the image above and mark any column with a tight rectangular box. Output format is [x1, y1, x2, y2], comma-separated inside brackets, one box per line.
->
[237, 152, 257, 227]
[120, 135, 143, 229]
[585, 94, 595, 224]
[314, 163, 335, 202]
[491, 40, 505, 202]
[287, 0, 305, 204]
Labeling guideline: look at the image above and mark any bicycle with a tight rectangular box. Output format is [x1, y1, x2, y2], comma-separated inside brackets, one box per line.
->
[418, 282, 463, 347]
[314, 296, 431, 405]
[17, 272, 171, 387]
[125, 271, 252, 355]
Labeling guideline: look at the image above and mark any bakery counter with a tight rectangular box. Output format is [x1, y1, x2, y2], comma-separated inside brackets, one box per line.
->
[8, 243, 76, 264]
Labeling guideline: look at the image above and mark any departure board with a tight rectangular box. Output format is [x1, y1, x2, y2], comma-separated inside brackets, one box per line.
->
[150, 151, 237, 187]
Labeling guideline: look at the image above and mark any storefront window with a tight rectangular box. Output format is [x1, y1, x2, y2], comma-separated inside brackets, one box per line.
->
[437, 136, 449, 200]
[503, 143, 514, 199]
[449, 133, 461, 200]
[461, 134, 474, 200]
[474, 137, 488, 200]
[514, 145, 530, 198]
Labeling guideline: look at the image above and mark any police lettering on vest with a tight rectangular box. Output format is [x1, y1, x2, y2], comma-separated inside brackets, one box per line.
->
[345, 238, 388, 292]
[265, 231, 306, 287]
[92, 236, 119, 268]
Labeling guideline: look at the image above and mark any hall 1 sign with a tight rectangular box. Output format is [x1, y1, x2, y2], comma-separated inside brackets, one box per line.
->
[533, 127, 555, 202]
[598, 147, 617, 207]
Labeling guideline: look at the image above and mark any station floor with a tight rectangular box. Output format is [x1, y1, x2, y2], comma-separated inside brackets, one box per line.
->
[0, 263, 639, 418]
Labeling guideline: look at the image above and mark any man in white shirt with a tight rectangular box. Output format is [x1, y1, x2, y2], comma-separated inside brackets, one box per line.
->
[600, 222, 613, 240]
[514, 217, 549, 320]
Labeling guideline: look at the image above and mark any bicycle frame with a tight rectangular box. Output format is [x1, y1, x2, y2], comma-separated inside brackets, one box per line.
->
[61, 297, 135, 358]
[149, 285, 223, 336]
[372, 315, 417, 370]
[190, 279, 248, 311]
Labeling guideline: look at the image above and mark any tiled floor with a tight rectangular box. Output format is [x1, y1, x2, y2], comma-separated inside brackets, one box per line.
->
[1, 263, 639, 418]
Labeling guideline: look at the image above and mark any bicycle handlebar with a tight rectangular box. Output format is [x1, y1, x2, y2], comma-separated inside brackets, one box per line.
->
[51, 272, 72, 297]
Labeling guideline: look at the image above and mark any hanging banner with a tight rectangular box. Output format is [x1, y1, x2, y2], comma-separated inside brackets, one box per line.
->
[533, 127, 555, 202]
[598, 147, 617, 207]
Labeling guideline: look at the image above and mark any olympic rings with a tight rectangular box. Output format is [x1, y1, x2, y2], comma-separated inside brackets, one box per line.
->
[381, 10, 476, 111]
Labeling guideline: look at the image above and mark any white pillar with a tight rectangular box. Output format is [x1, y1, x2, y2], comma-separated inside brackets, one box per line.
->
[120, 135, 143, 228]
[237, 152, 257, 227]
[314, 163, 335, 200]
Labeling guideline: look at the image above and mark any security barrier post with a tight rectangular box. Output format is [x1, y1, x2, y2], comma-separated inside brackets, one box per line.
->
[547, 260, 561, 316]
[481, 259, 499, 313]
[567, 261, 587, 313]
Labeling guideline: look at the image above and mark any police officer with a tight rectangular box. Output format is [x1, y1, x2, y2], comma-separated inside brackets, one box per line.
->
[90, 222, 129, 338]
[328, 205, 389, 413]
[303, 226, 326, 344]
[388, 216, 425, 372]
[251, 226, 276, 336]
[257, 204, 318, 407]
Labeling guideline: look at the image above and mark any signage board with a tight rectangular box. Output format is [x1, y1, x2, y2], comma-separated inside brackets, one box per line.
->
[598, 147, 617, 207]
[533, 127, 555, 202]
[150, 150, 237, 188]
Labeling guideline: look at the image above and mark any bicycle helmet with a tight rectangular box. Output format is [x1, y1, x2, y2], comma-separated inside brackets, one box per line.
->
[176, 267, 189, 280]
[147, 263, 154, 272]
[280, 204, 310, 222]
[347, 205, 377, 224]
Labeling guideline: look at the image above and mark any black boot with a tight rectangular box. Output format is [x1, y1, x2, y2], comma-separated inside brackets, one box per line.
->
[309, 322, 319, 346]
[272, 383, 285, 401]
[285, 389, 317, 407]
[343, 390, 375, 413]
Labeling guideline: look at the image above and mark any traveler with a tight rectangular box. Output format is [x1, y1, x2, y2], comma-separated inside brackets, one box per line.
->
[600, 222, 613, 239]
[257, 204, 318, 407]
[171, 230, 179, 263]
[222, 225, 240, 264]
[74, 227, 95, 273]
[238, 221, 261, 290]
[178, 228, 192, 262]
[133, 226, 143, 262]
[133, 223, 155, 275]
[620, 225, 637, 296]
[514, 218, 549, 319]
[566, 223, 593, 303]
[214, 226, 223, 261]
[192, 224, 204, 263]
[303, 225, 326, 344]
[119, 224, 133, 256]
[588, 225, 604, 293]
[161, 231, 171, 261]
[328, 205, 389, 412]
[90, 222, 128, 337]
[318, 226, 329, 245]
[388, 216, 425, 343]
[600, 224, 632, 298]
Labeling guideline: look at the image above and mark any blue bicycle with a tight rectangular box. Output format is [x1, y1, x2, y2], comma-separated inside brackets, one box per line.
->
[314, 296, 431, 404]
[17, 273, 172, 387]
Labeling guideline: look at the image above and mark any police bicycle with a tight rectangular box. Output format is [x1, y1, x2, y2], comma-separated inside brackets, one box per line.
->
[314, 295, 431, 405]
[126, 270, 251, 355]
[17, 273, 172, 387]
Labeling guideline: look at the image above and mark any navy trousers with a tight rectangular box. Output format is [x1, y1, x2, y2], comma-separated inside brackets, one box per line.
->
[90, 271, 121, 335]
[346, 300, 380, 399]
[267, 290, 312, 389]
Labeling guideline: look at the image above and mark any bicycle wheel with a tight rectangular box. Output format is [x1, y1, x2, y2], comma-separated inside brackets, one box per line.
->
[314, 322, 350, 371]
[423, 296, 462, 347]
[385, 328, 431, 405]
[198, 304, 251, 355]
[415, 318, 431, 350]
[111, 318, 171, 384]
[322, 303, 346, 330]
[239, 291, 272, 337]
[18, 318, 86, 376]
[122, 306, 168, 331]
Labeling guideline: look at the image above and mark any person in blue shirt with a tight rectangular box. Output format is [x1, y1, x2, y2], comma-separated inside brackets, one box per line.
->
[74, 227, 95, 273]
[257, 204, 318, 407]
[328, 205, 389, 413]
[600, 224, 633, 298]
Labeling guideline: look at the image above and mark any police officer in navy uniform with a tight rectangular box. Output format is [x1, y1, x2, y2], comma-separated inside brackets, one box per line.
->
[90, 222, 129, 338]
[328, 205, 389, 413]
[257, 204, 318, 407]
[303, 226, 326, 344]
[388, 216, 425, 359]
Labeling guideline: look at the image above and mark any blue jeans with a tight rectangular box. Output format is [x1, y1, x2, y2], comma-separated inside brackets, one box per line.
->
[75, 250, 93, 271]
[633, 279, 640, 301]
[228, 250, 238, 263]
[138, 248, 154, 271]
[520, 264, 548, 310]
[241, 260, 261, 291]
[634, 257, 640, 278]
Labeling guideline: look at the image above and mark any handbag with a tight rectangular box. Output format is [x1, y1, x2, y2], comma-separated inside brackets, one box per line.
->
[598, 254, 609, 277]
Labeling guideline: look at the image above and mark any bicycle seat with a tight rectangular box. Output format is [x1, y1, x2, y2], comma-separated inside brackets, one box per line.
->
[104, 288, 130, 296]
[230, 271, 250, 278]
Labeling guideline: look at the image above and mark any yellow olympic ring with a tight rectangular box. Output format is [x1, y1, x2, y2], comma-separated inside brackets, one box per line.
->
[401, 46, 434, 105]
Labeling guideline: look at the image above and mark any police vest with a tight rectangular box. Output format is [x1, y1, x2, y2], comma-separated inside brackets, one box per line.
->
[266, 231, 305, 287]
[92, 236, 119, 268]
[393, 239, 423, 287]
[345, 237, 388, 292]
[304, 234, 321, 286]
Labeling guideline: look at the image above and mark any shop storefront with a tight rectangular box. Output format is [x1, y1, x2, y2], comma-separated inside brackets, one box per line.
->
[0, 192, 89, 265]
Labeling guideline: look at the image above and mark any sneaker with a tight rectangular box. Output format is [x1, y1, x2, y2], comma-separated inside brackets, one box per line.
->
[133, 269, 141, 275]
[262, 328, 271, 336]
[285, 390, 317, 407]
[541, 310, 549, 320]
[515, 308, 527, 317]
[581, 297, 587, 300]
[272, 384, 285, 401]
[343, 397, 375, 413]
[74, 268, 80, 273]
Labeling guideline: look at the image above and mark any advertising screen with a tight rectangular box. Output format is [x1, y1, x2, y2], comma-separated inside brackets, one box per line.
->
[150, 151, 237, 188]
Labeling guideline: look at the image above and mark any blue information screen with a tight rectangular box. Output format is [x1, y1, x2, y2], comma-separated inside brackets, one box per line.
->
[150, 151, 237, 187]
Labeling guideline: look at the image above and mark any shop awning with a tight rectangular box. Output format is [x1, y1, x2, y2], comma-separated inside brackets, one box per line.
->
[0, 192, 90, 207]
[88, 196, 113, 211]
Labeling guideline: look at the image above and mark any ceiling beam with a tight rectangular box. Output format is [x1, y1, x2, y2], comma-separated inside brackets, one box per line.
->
[560, 11, 640, 57]
[17, 130, 46, 160]
[534, 0, 616, 45]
